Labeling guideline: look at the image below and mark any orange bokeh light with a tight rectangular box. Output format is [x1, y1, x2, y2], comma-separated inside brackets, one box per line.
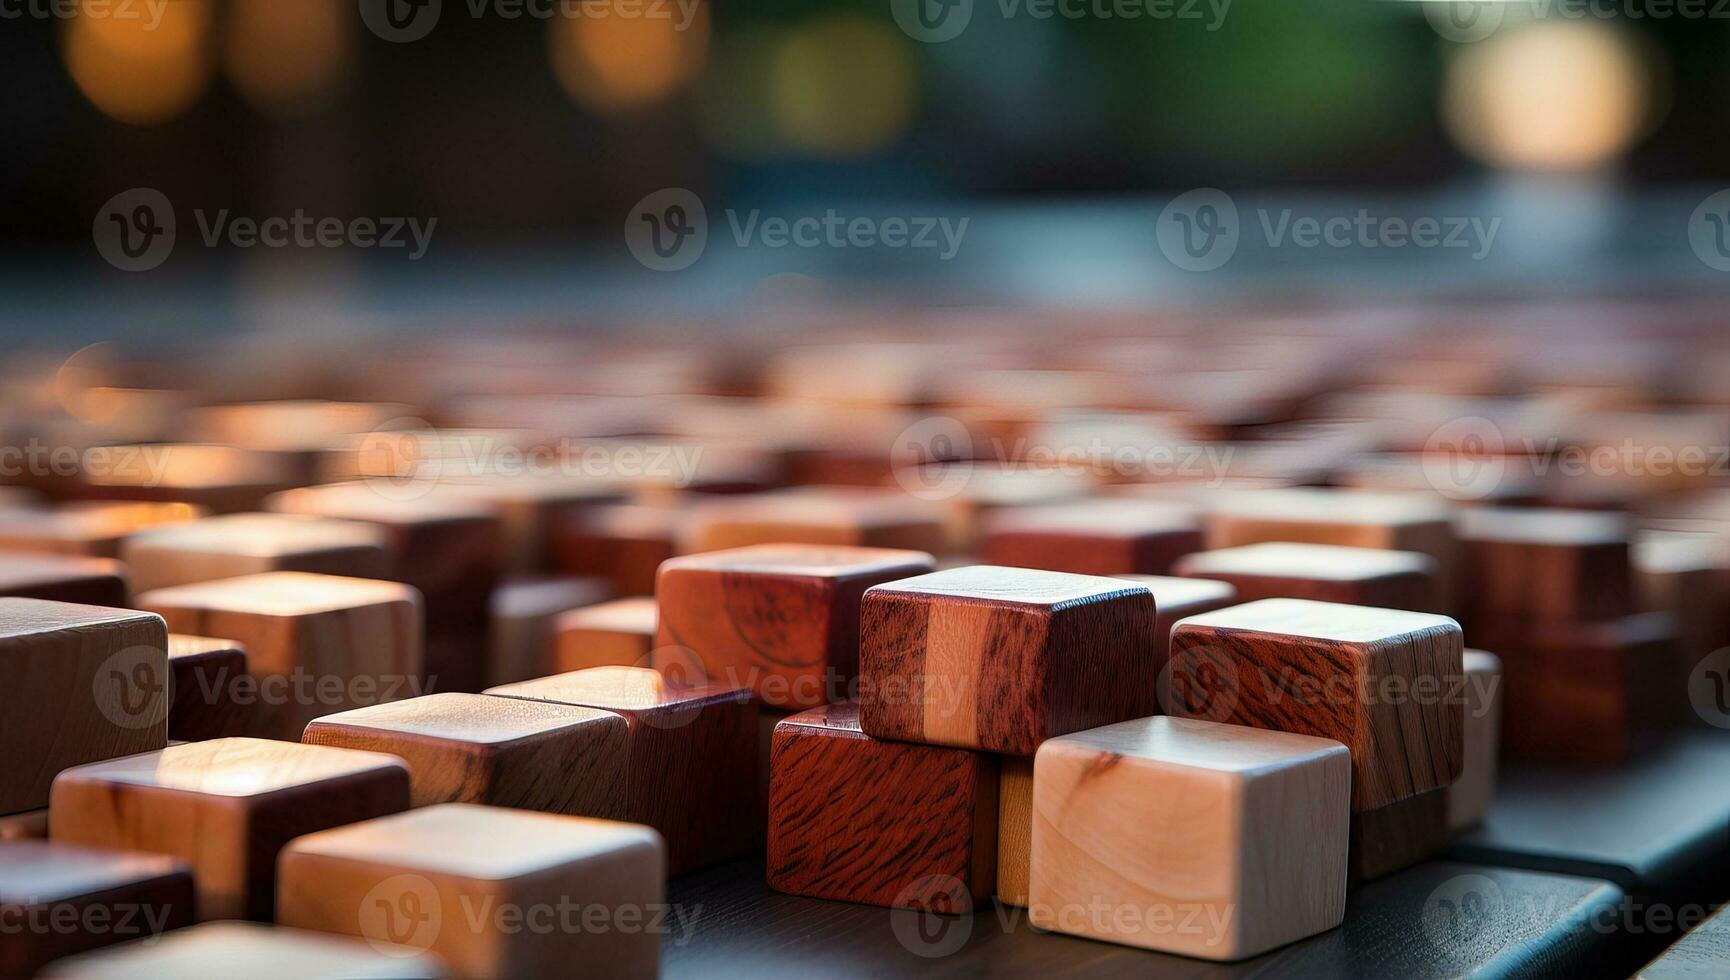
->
[549, 2, 711, 113]
[63, 0, 214, 125]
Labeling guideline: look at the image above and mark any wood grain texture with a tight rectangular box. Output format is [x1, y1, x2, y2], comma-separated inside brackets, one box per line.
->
[485, 667, 757, 875]
[1448, 649, 1502, 831]
[1348, 788, 1451, 884]
[1470, 612, 1673, 766]
[1459, 507, 1634, 622]
[0, 841, 195, 977]
[488, 575, 613, 687]
[551, 597, 657, 674]
[1117, 574, 1239, 675]
[1172, 543, 1442, 613]
[996, 754, 1033, 907]
[73, 444, 295, 514]
[554, 503, 683, 597]
[49, 737, 409, 921]
[0, 599, 167, 814]
[121, 513, 394, 595]
[982, 500, 1203, 576]
[138, 572, 424, 742]
[656, 544, 936, 709]
[302, 692, 628, 819]
[858, 566, 1157, 754]
[1029, 716, 1351, 960]
[0, 502, 205, 558]
[1637, 900, 1730, 979]
[684, 488, 949, 555]
[766, 702, 996, 912]
[0, 553, 127, 607]
[38, 921, 450, 978]
[1167, 598, 1464, 812]
[277, 803, 662, 980]
[166, 634, 251, 742]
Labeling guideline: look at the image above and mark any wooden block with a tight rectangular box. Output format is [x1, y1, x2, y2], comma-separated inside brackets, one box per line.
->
[0, 841, 195, 977]
[550, 598, 657, 674]
[1168, 598, 1464, 812]
[766, 702, 996, 911]
[1172, 542, 1443, 613]
[1335, 451, 1543, 505]
[0, 553, 127, 606]
[1115, 574, 1238, 671]
[137, 573, 423, 742]
[980, 500, 1203, 576]
[49, 737, 410, 921]
[907, 463, 1096, 552]
[431, 475, 625, 573]
[858, 566, 1157, 754]
[1448, 649, 1502, 831]
[0, 599, 167, 814]
[277, 803, 662, 980]
[76, 444, 295, 514]
[302, 692, 627, 818]
[1348, 788, 1451, 883]
[488, 576, 612, 688]
[166, 634, 250, 742]
[1636, 900, 1730, 979]
[0, 809, 47, 840]
[656, 544, 935, 709]
[684, 488, 948, 555]
[553, 503, 682, 596]
[1473, 612, 1673, 765]
[1635, 529, 1730, 699]
[1029, 716, 1350, 960]
[37, 921, 450, 978]
[485, 667, 756, 875]
[121, 513, 394, 595]
[1458, 507, 1633, 622]
[0, 502, 205, 558]
[996, 754, 1033, 907]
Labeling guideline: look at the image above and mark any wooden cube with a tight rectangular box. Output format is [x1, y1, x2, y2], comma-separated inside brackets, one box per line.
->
[982, 500, 1203, 576]
[0, 502, 205, 558]
[302, 693, 627, 818]
[1173, 542, 1442, 613]
[0, 599, 167, 814]
[166, 634, 250, 742]
[1459, 507, 1633, 622]
[684, 488, 948, 555]
[485, 667, 756, 874]
[1029, 716, 1350, 960]
[656, 544, 935, 709]
[1449, 649, 1502, 831]
[488, 576, 612, 687]
[1116, 574, 1238, 670]
[138, 573, 423, 741]
[121, 513, 393, 595]
[1168, 598, 1464, 812]
[278, 803, 662, 980]
[0, 841, 195, 977]
[767, 702, 996, 911]
[554, 503, 683, 597]
[858, 566, 1156, 754]
[75, 444, 294, 514]
[38, 921, 449, 978]
[49, 737, 409, 920]
[430, 475, 624, 573]
[0, 553, 127, 606]
[551, 598, 657, 674]
[1348, 788, 1451, 883]
[1635, 529, 1730, 712]
[0, 810, 47, 840]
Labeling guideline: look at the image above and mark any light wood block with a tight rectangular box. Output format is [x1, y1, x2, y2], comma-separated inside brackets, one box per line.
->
[1448, 649, 1502, 831]
[38, 921, 450, 978]
[1029, 716, 1350, 960]
[0, 553, 127, 606]
[684, 488, 948, 555]
[138, 573, 424, 742]
[858, 566, 1156, 754]
[1459, 507, 1633, 622]
[996, 754, 1033, 907]
[0, 809, 47, 840]
[48, 737, 410, 921]
[656, 544, 935, 709]
[166, 634, 250, 742]
[488, 576, 612, 688]
[1173, 542, 1443, 613]
[766, 702, 996, 911]
[485, 667, 756, 875]
[302, 693, 627, 818]
[981, 500, 1203, 576]
[0, 599, 167, 814]
[550, 598, 657, 674]
[0, 841, 195, 977]
[1168, 598, 1464, 812]
[121, 513, 393, 595]
[1348, 788, 1450, 883]
[75, 444, 294, 514]
[277, 803, 661, 980]
[553, 503, 682, 597]
[0, 502, 205, 558]
[1116, 574, 1238, 672]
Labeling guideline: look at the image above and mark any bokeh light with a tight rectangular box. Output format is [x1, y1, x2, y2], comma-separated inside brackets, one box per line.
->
[1444, 20, 1653, 172]
[549, 3, 711, 114]
[770, 16, 918, 159]
[63, 0, 214, 126]
[224, 0, 356, 116]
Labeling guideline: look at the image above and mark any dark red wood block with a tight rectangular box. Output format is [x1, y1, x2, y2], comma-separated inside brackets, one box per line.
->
[0, 841, 195, 977]
[166, 634, 250, 742]
[0, 553, 127, 606]
[1173, 542, 1442, 613]
[554, 503, 683, 597]
[981, 500, 1203, 576]
[1459, 507, 1634, 622]
[1116, 574, 1238, 671]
